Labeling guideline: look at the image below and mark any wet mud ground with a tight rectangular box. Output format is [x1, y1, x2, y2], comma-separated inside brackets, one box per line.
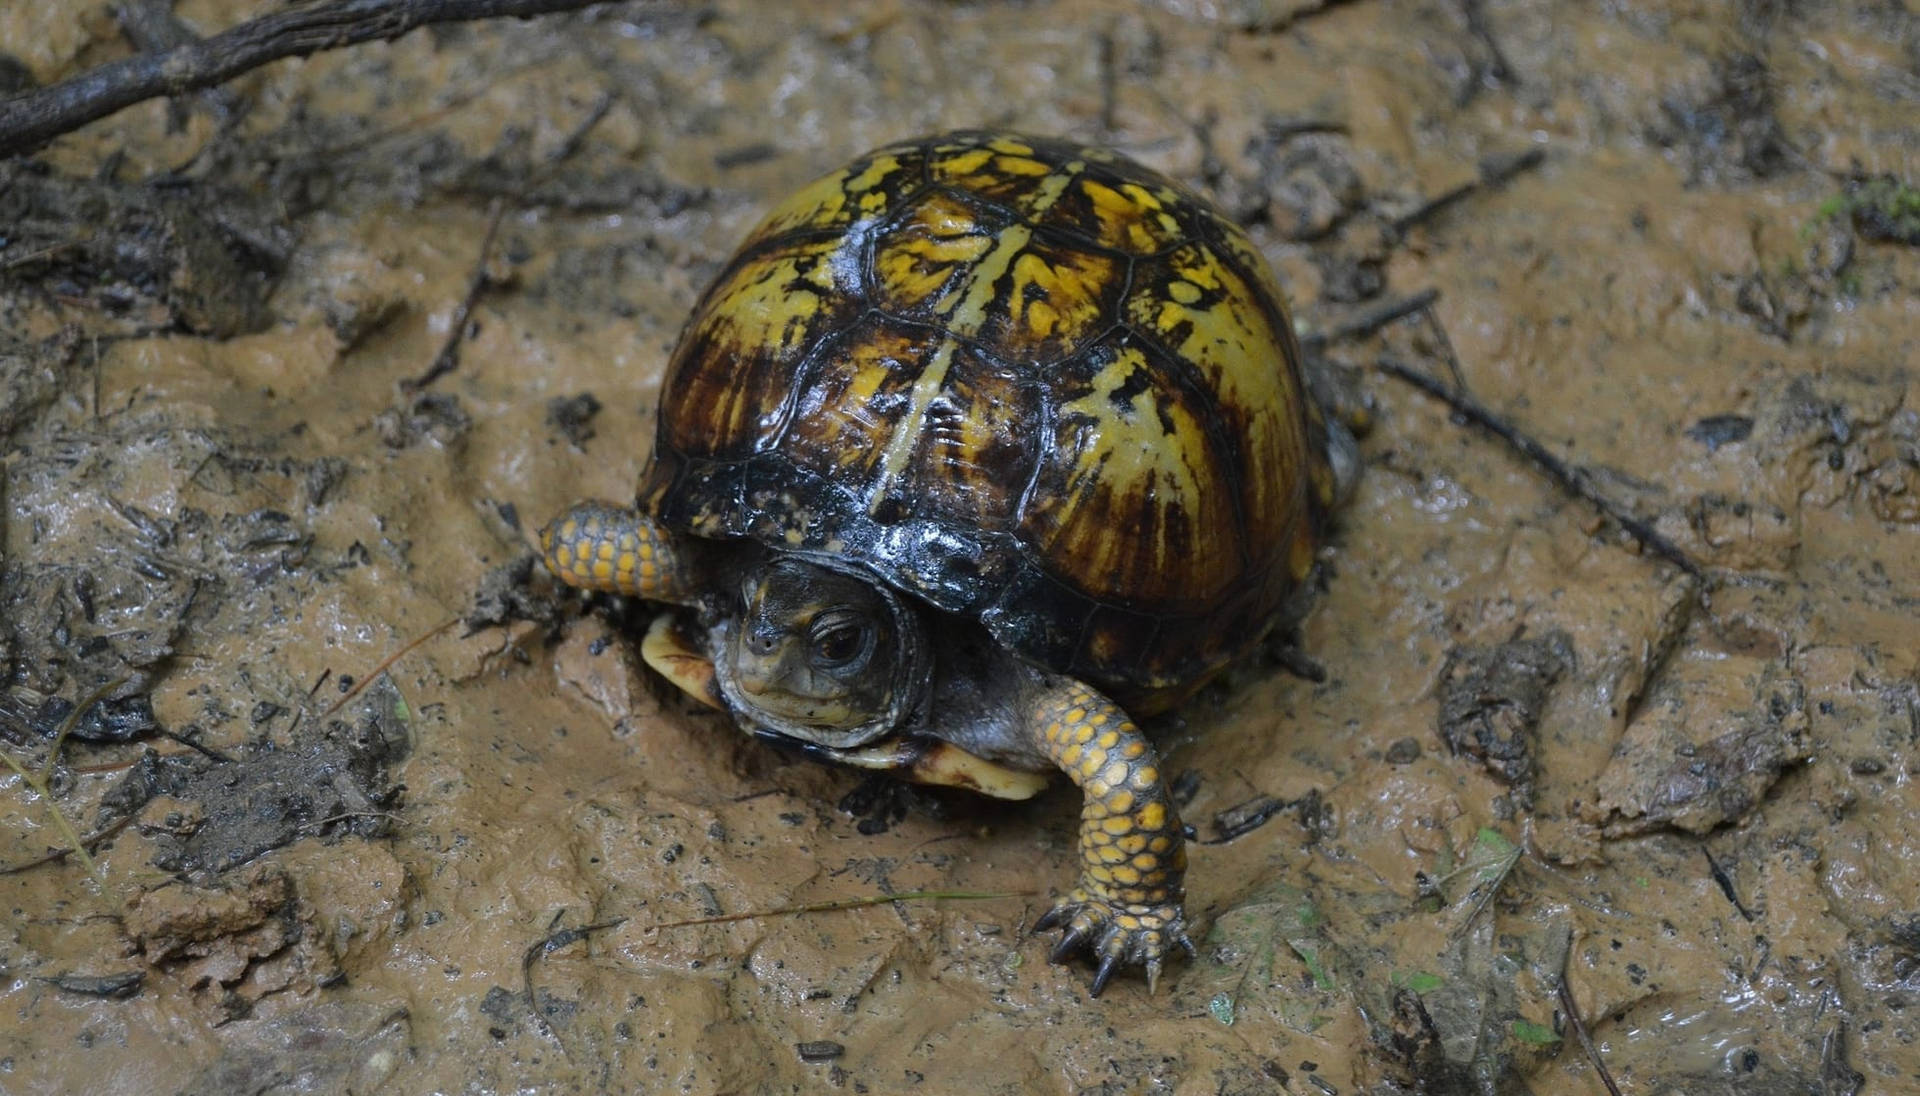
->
[1, 0, 1918, 1092]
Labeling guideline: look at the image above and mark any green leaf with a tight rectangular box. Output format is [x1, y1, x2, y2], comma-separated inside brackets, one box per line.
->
[1395, 970, 1444, 994]
[1208, 992, 1236, 1025]
[1289, 941, 1334, 991]
[1512, 1019, 1561, 1046]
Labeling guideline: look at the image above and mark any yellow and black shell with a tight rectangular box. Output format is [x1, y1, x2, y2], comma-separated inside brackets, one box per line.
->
[641, 131, 1337, 711]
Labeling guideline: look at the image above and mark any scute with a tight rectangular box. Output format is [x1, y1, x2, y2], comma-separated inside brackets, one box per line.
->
[642, 131, 1332, 707]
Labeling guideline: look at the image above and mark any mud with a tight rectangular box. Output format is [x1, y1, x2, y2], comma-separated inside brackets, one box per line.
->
[1, 0, 1917, 1092]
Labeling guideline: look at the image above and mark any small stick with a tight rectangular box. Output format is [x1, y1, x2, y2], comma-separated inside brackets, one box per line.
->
[0, 0, 615, 156]
[403, 199, 507, 391]
[1301, 288, 1440, 350]
[522, 913, 627, 1046]
[1376, 357, 1706, 580]
[0, 814, 134, 876]
[40, 677, 128, 783]
[0, 747, 100, 879]
[1393, 147, 1546, 235]
[318, 616, 460, 719]
[644, 889, 1032, 931]
[1557, 943, 1624, 1096]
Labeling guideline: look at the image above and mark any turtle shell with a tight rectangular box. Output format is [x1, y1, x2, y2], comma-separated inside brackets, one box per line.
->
[641, 131, 1337, 711]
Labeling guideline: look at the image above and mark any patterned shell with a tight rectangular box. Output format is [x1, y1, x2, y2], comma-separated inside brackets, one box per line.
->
[641, 131, 1337, 711]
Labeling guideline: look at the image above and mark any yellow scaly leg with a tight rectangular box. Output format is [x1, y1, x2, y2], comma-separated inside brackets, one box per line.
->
[538, 501, 698, 603]
[1030, 678, 1194, 996]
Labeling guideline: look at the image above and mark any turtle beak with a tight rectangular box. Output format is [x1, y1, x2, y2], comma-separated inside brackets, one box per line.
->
[735, 665, 776, 697]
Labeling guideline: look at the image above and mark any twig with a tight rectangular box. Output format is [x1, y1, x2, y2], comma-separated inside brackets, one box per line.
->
[40, 677, 128, 784]
[644, 889, 1032, 931]
[1460, 0, 1516, 87]
[1376, 357, 1707, 580]
[318, 616, 460, 719]
[522, 913, 626, 1045]
[0, 239, 88, 272]
[114, 0, 246, 131]
[1557, 940, 1623, 1096]
[0, 747, 101, 880]
[1244, 0, 1368, 34]
[0, 0, 614, 157]
[1702, 847, 1756, 922]
[1301, 288, 1440, 350]
[403, 199, 506, 391]
[1095, 31, 1118, 138]
[1418, 297, 1469, 391]
[544, 92, 613, 166]
[1393, 147, 1545, 235]
[0, 813, 133, 876]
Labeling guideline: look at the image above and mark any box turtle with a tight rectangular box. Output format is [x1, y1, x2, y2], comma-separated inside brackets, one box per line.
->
[541, 131, 1352, 995]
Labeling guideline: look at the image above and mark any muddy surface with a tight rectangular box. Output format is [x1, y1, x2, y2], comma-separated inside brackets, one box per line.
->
[2, 1, 1917, 1093]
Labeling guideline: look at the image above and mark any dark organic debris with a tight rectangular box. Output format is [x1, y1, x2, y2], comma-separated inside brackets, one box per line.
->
[1392, 147, 1546, 235]
[1591, 669, 1811, 838]
[520, 915, 625, 1043]
[0, 688, 155, 745]
[45, 970, 146, 999]
[1303, 288, 1441, 351]
[1653, 52, 1797, 184]
[1556, 939, 1623, 1096]
[374, 391, 473, 448]
[1685, 414, 1755, 451]
[546, 392, 604, 448]
[1438, 633, 1573, 801]
[1210, 795, 1287, 843]
[1376, 989, 1476, 1095]
[176, 1003, 413, 1096]
[1821, 1019, 1866, 1096]
[796, 1040, 846, 1063]
[464, 553, 568, 635]
[1702, 846, 1756, 922]
[0, 161, 288, 337]
[94, 682, 410, 880]
[1823, 174, 1920, 246]
[0, 0, 617, 156]
[404, 200, 507, 392]
[838, 774, 919, 836]
[1242, 132, 1365, 241]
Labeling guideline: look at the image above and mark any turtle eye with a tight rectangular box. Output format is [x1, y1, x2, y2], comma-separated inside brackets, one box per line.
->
[808, 613, 872, 670]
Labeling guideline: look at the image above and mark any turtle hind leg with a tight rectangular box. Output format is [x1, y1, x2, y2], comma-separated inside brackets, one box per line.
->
[1026, 675, 1195, 996]
[539, 501, 698, 604]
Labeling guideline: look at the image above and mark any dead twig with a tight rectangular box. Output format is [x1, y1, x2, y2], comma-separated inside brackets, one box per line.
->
[1301, 288, 1440, 350]
[403, 199, 507, 391]
[1393, 147, 1545, 235]
[1557, 938, 1623, 1096]
[1376, 357, 1707, 580]
[40, 677, 128, 784]
[643, 889, 1032, 931]
[0, 0, 614, 157]
[523, 913, 627, 1046]
[0, 814, 134, 876]
[318, 616, 460, 720]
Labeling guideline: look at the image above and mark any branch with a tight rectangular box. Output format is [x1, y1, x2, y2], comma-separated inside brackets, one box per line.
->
[1377, 356, 1707, 581]
[0, 0, 614, 158]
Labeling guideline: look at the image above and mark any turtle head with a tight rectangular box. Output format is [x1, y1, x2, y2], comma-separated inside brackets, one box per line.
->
[715, 556, 926, 748]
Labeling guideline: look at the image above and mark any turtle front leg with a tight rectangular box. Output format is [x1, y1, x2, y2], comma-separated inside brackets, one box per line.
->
[539, 501, 698, 604]
[1028, 677, 1195, 996]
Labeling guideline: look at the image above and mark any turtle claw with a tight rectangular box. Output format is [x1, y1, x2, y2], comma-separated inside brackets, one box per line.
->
[1039, 887, 1191, 996]
[1048, 925, 1091, 965]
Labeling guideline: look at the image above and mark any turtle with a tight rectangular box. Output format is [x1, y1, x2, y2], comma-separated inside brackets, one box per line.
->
[539, 131, 1353, 995]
